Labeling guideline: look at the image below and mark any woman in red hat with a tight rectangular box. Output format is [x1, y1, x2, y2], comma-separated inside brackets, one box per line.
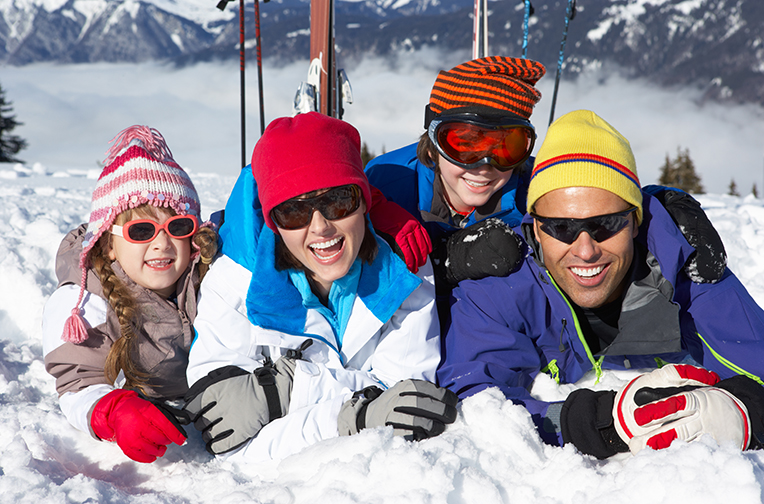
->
[183, 112, 457, 463]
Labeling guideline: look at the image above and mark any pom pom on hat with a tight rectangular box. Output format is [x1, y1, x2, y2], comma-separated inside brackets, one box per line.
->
[64, 125, 201, 343]
[427, 56, 546, 123]
[252, 112, 372, 232]
[528, 110, 643, 224]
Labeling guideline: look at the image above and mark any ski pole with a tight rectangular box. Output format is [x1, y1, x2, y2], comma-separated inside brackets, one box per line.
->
[215, 0, 247, 169]
[548, 0, 576, 126]
[522, 0, 534, 59]
[254, 0, 268, 135]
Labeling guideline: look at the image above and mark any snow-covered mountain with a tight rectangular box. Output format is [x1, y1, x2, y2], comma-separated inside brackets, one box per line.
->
[1, 0, 763, 107]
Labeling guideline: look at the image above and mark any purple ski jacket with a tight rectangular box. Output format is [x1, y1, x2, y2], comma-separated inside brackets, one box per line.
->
[437, 192, 764, 446]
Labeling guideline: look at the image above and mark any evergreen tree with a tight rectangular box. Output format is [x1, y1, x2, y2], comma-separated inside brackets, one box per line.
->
[658, 147, 704, 194]
[728, 179, 740, 197]
[0, 84, 27, 163]
[753, 183, 759, 199]
[360, 141, 375, 168]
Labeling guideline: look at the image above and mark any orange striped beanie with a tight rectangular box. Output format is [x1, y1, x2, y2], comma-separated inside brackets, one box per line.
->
[428, 56, 546, 120]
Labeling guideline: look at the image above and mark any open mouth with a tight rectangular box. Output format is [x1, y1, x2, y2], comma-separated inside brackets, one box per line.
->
[570, 265, 605, 278]
[145, 258, 174, 269]
[464, 179, 490, 188]
[309, 236, 344, 261]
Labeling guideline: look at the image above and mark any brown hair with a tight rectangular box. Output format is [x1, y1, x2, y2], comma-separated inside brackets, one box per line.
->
[92, 204, 218, 390]
[416, 132, 439, 171]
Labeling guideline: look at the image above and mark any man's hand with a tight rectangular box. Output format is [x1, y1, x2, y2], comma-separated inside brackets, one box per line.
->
[561, 364, 757, 458]
[445, 218, 525, 285]
[647, 188, 727, 283]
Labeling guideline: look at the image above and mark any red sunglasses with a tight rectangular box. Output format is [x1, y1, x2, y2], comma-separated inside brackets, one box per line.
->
[111, 214, 199, 244]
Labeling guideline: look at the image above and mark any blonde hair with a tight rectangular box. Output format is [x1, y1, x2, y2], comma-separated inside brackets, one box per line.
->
[91, 204, 217, 391]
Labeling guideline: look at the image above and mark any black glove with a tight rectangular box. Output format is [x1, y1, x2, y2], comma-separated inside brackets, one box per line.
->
[560, 389, 629, 459]
[184, 340, 312, 455]
[337, 379, 458, 441]
[445, 218, 525, 285]
[651, 189, 727, 283]
[716, 375, 764, 450]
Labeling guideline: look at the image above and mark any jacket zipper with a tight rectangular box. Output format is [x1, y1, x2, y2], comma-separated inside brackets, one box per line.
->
[545, 270, 604, 384]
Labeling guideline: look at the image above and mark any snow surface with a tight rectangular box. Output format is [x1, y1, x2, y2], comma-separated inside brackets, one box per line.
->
[1, 164, 764, 503]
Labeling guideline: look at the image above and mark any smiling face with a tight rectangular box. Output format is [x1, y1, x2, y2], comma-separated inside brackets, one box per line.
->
[533, 187, 639, 309]
[107, 206, 192, 298]
[437, 154, 515, 213]
[277, 192, 367, 301]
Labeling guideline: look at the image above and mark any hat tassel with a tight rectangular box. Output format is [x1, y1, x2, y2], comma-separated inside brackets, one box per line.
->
[62, 269, 90, 344]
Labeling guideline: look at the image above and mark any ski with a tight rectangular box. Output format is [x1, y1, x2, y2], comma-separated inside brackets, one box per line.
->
[293, 0, 352, 118]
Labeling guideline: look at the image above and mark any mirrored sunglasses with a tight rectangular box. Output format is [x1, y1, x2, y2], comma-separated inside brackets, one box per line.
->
[532, 207, 638, 244]
[428, 115, 536, 172]
[111, 214, 199, 244]
[270, 185, 363, 230]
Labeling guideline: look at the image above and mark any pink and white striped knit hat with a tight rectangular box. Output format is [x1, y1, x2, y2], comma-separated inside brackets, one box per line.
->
[62, 125, 201, 344]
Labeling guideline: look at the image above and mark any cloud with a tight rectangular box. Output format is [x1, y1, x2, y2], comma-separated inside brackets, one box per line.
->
[3, 50, 763, 193]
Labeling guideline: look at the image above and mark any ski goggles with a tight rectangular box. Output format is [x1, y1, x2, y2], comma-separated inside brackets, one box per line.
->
[531, 207, 638, 244]
[270, 184, 363, 230]
[111, 214, 199, 244]
[428, 115, 536, 171]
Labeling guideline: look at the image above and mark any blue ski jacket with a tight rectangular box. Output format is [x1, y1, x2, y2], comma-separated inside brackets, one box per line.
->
[364, 142, 533, 244]
[437, 192, 764, 446]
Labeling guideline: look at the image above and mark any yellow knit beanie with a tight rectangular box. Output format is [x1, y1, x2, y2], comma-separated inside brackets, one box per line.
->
[528, 110, 642, 224]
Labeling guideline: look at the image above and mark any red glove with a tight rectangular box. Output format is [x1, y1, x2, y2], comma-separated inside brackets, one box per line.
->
[613, 364, 750, 453]
[91, 389, 187, 463]
[368, 186, 432, 273]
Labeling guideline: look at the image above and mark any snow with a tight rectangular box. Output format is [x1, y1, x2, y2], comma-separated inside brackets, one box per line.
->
[1, 164, 764, 503]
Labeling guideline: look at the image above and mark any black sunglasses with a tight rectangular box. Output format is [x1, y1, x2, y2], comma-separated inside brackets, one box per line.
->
[270, 185, 363, 230]
[532, 207, 638, 244]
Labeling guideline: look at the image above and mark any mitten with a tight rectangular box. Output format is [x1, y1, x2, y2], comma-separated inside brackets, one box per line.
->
[613, 364, 752, 454]
[647, 187, 727, 283]
[90, 389, 187, 463]
[368, 186, 432, 273]
[184, 354, 298, 455]
[445, 218, 525, 284]
[338, 379, 458, 441]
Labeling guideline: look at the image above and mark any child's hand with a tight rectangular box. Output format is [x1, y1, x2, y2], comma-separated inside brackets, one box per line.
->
[368, 186, 432, 273]
[90, 389, 187, 463]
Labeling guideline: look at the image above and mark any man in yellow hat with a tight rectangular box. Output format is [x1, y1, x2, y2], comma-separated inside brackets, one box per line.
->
[438, 110, 764, 459]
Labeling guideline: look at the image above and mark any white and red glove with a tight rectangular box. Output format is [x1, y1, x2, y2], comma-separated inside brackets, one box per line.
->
[613, 364, 751, 453]
[91, 389, 187, 463]
[368, 186, 432, 273]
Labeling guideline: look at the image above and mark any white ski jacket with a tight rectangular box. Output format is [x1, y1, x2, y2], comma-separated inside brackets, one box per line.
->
[187, 167, 440, 463]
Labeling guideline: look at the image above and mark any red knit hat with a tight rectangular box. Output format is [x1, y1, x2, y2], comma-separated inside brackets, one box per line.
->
[252, 112, 372, 232]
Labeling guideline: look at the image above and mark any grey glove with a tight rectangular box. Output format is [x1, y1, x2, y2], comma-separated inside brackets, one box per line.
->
[338, 379, 458, 441]
[184, 341, 311, 455]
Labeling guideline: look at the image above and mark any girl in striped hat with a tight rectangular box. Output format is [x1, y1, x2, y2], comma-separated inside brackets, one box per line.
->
[41, 125, 218, 463]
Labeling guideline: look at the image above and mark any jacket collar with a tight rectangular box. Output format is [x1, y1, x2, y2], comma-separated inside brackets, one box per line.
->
[219, 166, 422, 337]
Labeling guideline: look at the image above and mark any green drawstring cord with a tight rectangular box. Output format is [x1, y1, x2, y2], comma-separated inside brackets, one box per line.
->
[542, 359, 561, 384]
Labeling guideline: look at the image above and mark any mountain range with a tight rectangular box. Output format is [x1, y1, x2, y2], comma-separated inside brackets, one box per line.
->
[1, 0, 762, 107]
